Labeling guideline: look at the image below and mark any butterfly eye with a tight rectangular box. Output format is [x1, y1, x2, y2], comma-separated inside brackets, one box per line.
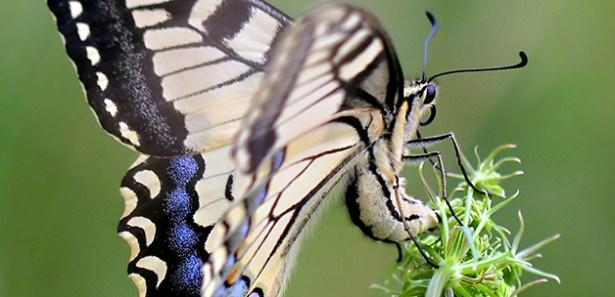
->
[424, 84, 436, 105]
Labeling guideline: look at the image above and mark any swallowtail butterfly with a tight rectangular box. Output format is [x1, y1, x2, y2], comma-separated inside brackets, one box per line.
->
[48, 1, 526, 296]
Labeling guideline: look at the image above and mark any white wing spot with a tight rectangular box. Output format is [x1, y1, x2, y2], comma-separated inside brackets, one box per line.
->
[119, 231, 140, 261]
[103, 99, 118, 117]
[127, 216, 157, 246]
[201, 266, 216, 297]
[96, 72, 109, 91]
[133, 170, 161, 198]
[334, 29, 371, 64]
[85, 46, 100, 65]
[125, 0, 171, 9]
[209, 248, 227, 273]
[76, 23, 90, 41]
[119, 187, 137, 219]
[119, 122, 141, 146]
[152, 46, 226, 76]
[136, 256, 168, 288]
[205, 223, 226, 253]
[341, 13, 362, 30]
[132, 8, 171, 28]
[128, 274, 147, 297]
[161, 60, 249, 100]
[143, 27, 203, 50]
[188, 0, 224, 32]
[225, 8, 280, 63]
[339, 39, 384, 80]
[68, 1, 83, 18]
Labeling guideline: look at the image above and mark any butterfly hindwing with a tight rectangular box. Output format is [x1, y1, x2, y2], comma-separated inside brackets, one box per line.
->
[233, 3, 404, 173]
[48, 0, 291, 156]
[118, 146, 249, 297]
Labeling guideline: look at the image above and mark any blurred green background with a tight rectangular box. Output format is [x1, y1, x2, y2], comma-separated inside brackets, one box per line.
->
[1, 0, 613, 296]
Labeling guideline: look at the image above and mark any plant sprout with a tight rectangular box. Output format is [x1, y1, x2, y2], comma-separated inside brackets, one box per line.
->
[373, 144, 559, 297]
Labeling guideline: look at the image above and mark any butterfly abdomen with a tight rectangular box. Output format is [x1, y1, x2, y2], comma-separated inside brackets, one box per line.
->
[345, 139, 439, 242]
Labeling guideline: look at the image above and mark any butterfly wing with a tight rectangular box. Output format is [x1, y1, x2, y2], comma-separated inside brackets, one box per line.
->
[204, 122, 365, 297]
[233, 3, 404, 173]
[205, 4, 404, 297]
[48, 0, 291, 156]
[118, 148, 250, 297]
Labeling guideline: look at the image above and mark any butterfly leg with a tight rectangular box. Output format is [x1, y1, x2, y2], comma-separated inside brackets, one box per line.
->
[403, 151, 464, 227]
[394, 242, 403, 262]
[392, 175, 439, 268]
[408, 231, 439, 268]
[407, 131, 487, 196]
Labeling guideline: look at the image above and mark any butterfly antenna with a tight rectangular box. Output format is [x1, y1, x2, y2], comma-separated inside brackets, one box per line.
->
[429, 51, 528, 81]
[422, 11, 438, 81]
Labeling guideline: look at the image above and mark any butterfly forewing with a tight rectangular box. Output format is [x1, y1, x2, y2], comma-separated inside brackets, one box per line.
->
[48, 0, 290, 156]
[205, 4, 406, 297]
[233, 3, 404, 173]
[204, 121, 365, 297]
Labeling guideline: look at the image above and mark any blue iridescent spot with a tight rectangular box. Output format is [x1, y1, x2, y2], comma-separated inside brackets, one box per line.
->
[225, 254, 236, 272]
[246, 185, 267, 213]
[172, 253, 203, 296]
[247, 187, 268, 213]
[166, 188, 190, 219]
[213, 285, 227, 297]
[169, 223, 197, 254]
[158, 155, 205, 296]
[256, 188, 267, 205]
[272, 150, 285, 170]
[226, 277, 250, 297]
[239, 221, 249, 239]
[169, 156, 198, 185]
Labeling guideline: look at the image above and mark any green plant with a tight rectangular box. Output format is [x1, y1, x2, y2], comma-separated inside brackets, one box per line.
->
[374, 145, 559, 297]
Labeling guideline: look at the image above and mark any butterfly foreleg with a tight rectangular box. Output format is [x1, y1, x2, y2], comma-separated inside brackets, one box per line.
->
[403, 150, 446, 194]
[407, 132, 486, 196]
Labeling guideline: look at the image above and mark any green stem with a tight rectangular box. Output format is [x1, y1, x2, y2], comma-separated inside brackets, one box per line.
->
[425, 268, 453, 297]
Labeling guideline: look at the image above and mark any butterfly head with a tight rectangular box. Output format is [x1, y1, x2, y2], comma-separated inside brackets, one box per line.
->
[403, 80, 439, 126]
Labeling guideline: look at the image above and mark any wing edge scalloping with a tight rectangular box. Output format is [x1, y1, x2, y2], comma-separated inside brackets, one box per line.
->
[118, 154, 215, 297]
[47, 0, 192, 155]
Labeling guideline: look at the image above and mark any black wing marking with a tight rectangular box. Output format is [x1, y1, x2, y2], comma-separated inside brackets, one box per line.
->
[232, 3, 404, 173]
[119, 154, 209, 297]
[118, 148, 244, 297]
[48, 0, 291, 156]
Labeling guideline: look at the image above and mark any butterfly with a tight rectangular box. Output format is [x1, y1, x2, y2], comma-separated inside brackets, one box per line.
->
[48, 0, 526, 296]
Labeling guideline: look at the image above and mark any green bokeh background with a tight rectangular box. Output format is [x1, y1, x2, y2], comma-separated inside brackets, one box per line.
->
[1, 0, 613, 296]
